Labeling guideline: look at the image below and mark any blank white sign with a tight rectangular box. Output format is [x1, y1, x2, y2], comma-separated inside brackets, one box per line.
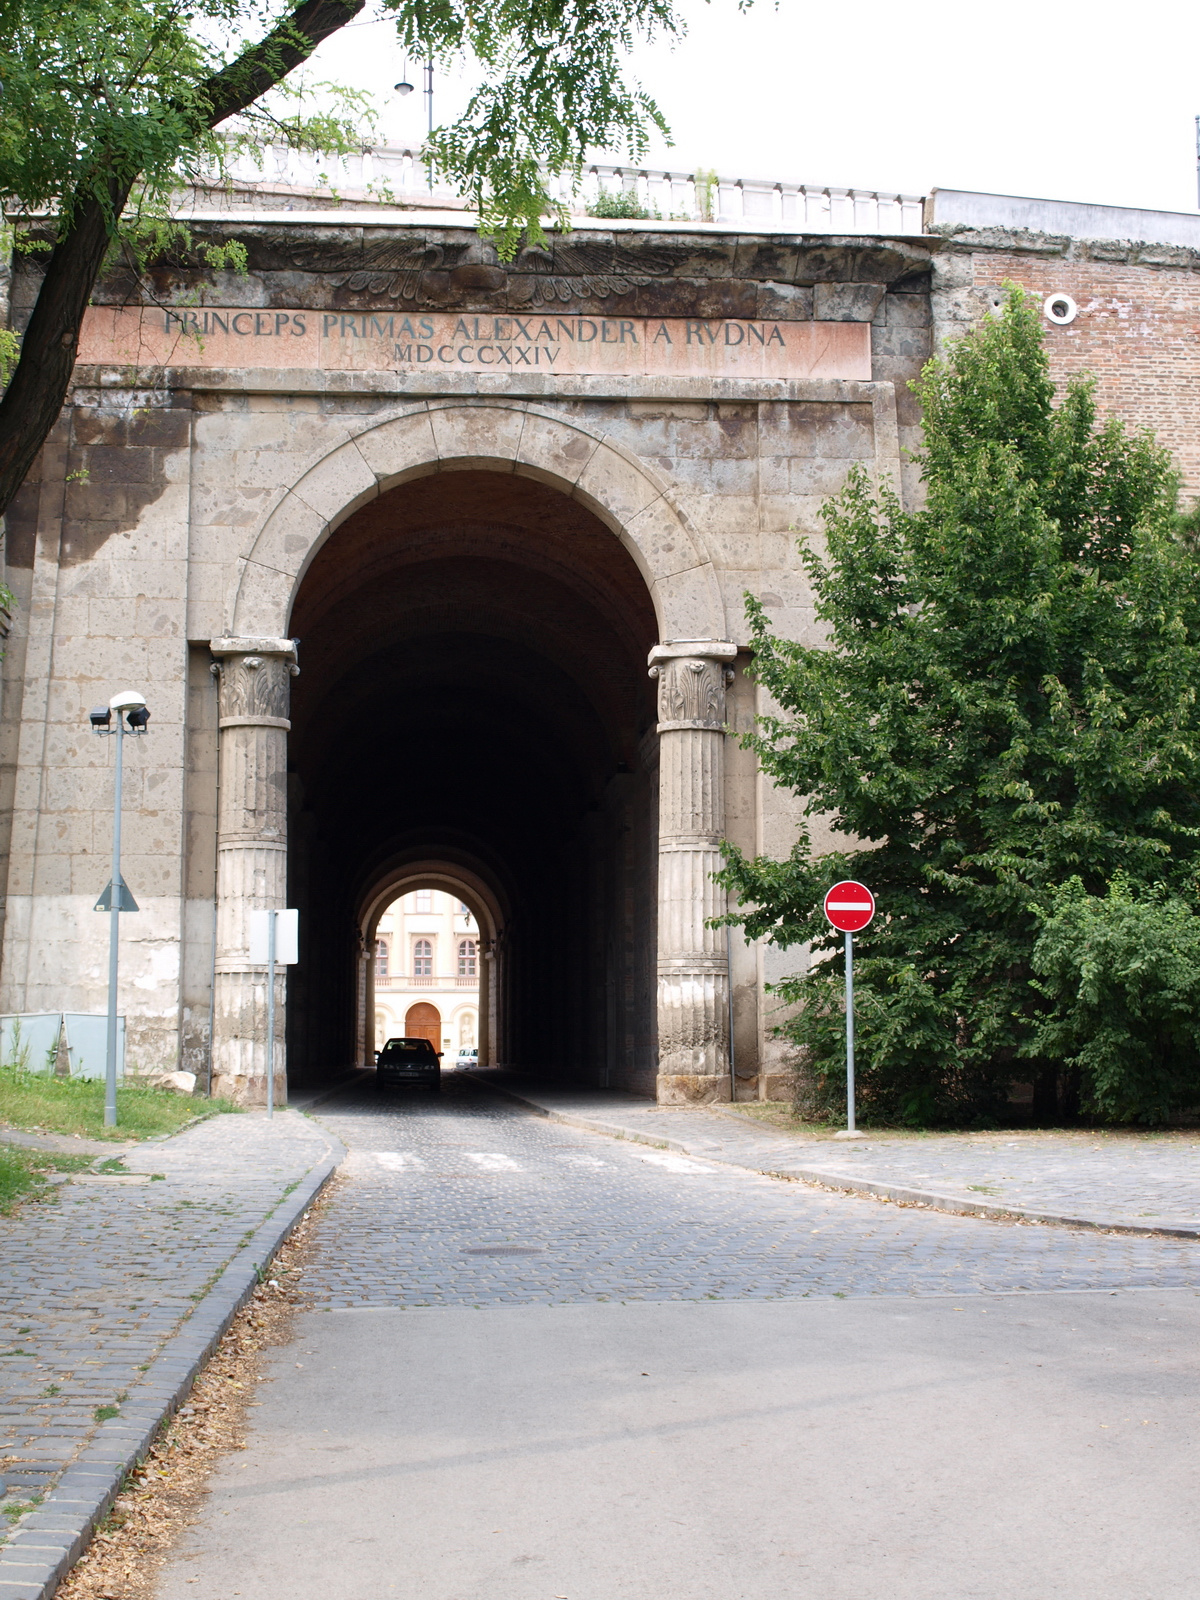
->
[248, 908, 299, 965]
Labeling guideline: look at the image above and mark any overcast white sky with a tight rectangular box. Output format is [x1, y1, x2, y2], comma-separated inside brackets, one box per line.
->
[311, 0, 1200, 215]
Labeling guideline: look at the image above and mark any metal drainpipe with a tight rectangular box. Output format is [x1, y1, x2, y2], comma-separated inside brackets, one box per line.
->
[726, 919, 736, 1102]
[205, 661, 221, 1098]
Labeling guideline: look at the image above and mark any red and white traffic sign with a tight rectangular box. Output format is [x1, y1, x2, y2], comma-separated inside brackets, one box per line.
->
[823, 881, 875, 933]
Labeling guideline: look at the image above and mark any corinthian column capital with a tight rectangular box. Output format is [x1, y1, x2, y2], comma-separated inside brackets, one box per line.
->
[210, 637, 299, 731]
[648, 640, 737, 732]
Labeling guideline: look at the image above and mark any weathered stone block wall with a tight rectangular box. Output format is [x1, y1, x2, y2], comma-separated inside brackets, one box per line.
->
[0, 219, 941, 1097]
[0, 387, 194, 1073]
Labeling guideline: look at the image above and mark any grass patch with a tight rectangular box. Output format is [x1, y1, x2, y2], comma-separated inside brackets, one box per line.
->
[0, 1065, 240, 1141]
[0, 1146, 94, 1213]
[2, 1495, 42, 1523]
[723, 1102, 848, 1137]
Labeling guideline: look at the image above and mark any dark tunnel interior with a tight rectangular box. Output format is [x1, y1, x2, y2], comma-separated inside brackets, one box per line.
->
[285, 468, 661, 1093]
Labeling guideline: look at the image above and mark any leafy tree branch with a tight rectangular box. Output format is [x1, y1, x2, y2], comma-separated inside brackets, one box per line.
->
[0, 0, 692, 515]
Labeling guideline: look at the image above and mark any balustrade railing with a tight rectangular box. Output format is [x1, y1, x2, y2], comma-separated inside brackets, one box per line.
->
[559, 164, 926, 235]
[375, 973, 478, 989]
[195, 144, 926, 235]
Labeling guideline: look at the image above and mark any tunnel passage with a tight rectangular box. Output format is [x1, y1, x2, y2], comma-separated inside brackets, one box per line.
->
[285, 468, 661, 1093]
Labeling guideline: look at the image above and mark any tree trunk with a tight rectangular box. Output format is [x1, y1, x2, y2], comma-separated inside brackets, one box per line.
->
[0, 179, 131, 518]
[1031, 1063, 1059, 1120]
[0, 0, 366, 519]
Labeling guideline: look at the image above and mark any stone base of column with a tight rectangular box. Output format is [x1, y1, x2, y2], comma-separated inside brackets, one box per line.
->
[656, 1072, 731, 1105]
[759, 1072, 793, 1102]
[212, 968, 286, 1106]
[211, 1069, 287, 1108]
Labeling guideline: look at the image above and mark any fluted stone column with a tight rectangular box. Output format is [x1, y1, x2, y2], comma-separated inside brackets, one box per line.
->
[357, 930, 372, 1067]
[649, 640, 737, 1104]
[209, 637, 298, 1104]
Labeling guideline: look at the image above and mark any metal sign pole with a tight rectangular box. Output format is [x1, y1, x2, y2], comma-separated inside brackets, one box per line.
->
[845, 929, 855, 1135]
[104, 718, 124, 1128]
[824, 882, 871, 1140]
[725, 920, 736, 1103]
[266, 910, 276, 1119]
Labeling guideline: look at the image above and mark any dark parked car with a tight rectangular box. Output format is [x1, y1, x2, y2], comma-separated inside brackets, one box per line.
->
[376, 1036, 441, 1091]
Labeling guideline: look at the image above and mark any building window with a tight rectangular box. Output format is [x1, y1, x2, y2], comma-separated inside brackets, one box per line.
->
[375, 939, 389, 978]
[458, 901, 470, 914]
[458, 939, 477, 977]
[413, 938, 433, 976]
[415, 889, 433, 911]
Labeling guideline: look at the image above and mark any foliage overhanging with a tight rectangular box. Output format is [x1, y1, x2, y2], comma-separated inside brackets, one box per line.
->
[0, 0, 701, 519]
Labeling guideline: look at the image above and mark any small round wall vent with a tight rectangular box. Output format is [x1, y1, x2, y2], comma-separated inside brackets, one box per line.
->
[1043, 293, 1078, 325]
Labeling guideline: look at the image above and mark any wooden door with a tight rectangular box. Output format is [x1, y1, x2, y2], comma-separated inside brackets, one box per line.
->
[405, 1002, 441, 1048]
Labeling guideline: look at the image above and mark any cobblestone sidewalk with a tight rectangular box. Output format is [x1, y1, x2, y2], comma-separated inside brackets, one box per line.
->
[0, 1111, 334, 1530]
[467, 1071, 1200, 1234]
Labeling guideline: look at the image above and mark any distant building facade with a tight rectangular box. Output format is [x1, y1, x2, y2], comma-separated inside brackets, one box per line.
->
[372, 890, 479, 1057]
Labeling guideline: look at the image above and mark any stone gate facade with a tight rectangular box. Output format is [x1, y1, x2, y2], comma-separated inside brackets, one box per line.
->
[1, 188, 1196, 1104]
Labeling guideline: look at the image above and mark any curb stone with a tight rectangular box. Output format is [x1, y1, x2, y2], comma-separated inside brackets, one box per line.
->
[465, 1072, 1200, 1243]
[0, 1127, 345, 1600]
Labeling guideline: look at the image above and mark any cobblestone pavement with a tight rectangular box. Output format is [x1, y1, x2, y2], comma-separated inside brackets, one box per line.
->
[303, 1078, 1200, 1308]
[469, 1072, 1200, 1231]
[0, 1111, 332, 1518]
[765, 1127, 1200, 1223]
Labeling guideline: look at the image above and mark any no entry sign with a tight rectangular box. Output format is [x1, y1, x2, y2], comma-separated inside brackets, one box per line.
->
[824, 881, 875, 934]
[824, 881, 875, 1137]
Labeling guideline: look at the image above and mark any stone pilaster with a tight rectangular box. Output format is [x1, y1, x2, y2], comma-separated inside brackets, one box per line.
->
[649, 641, 737, 1104]
[209, 637, 298, 1104]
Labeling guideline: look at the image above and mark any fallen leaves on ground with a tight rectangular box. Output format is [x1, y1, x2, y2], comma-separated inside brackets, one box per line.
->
[55, 1182, 338, 1600]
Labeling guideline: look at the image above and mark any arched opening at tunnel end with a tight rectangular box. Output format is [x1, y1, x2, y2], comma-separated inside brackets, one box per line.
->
[360, 866, 500, 1072]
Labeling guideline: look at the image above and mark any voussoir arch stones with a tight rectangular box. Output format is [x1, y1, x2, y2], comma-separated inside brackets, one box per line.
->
[229, 401, 726, 640]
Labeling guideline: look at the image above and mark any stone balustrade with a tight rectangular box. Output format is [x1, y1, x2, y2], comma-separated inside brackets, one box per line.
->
[192, 143, 926, 234]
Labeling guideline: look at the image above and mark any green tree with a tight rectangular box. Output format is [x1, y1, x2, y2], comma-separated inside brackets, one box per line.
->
[1029, 878, 1200, 1124]
[719, 286, 1200, 1125]
[0, 0, 684, 518]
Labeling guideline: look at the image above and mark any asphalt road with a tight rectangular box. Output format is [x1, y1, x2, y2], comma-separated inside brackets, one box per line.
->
[153, 1076, 1200, 1599]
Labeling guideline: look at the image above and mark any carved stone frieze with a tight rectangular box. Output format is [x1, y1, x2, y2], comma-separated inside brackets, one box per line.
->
[287, 235, 684, 307]
[288, 239, 461, 301]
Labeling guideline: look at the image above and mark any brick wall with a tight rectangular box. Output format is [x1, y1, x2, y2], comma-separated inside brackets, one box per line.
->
[967, 247, 1200, 500]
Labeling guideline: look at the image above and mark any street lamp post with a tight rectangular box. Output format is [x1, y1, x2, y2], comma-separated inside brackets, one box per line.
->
[90, 692, 150, 1126]
[393, 58, 434, 189]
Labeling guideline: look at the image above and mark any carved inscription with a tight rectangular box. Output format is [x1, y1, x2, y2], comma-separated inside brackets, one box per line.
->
[77, 306, 871, 380]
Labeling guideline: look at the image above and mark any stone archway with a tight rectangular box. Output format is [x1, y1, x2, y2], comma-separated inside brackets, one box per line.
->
[226, 403, 726, 645]
[357, 860, 506, 1074]
[209, 407, 737, 1106]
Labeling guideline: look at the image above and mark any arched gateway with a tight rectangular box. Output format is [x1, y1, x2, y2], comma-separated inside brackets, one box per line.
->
[0, 210, 923, 1107]
[210, 420, 738, 1105]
